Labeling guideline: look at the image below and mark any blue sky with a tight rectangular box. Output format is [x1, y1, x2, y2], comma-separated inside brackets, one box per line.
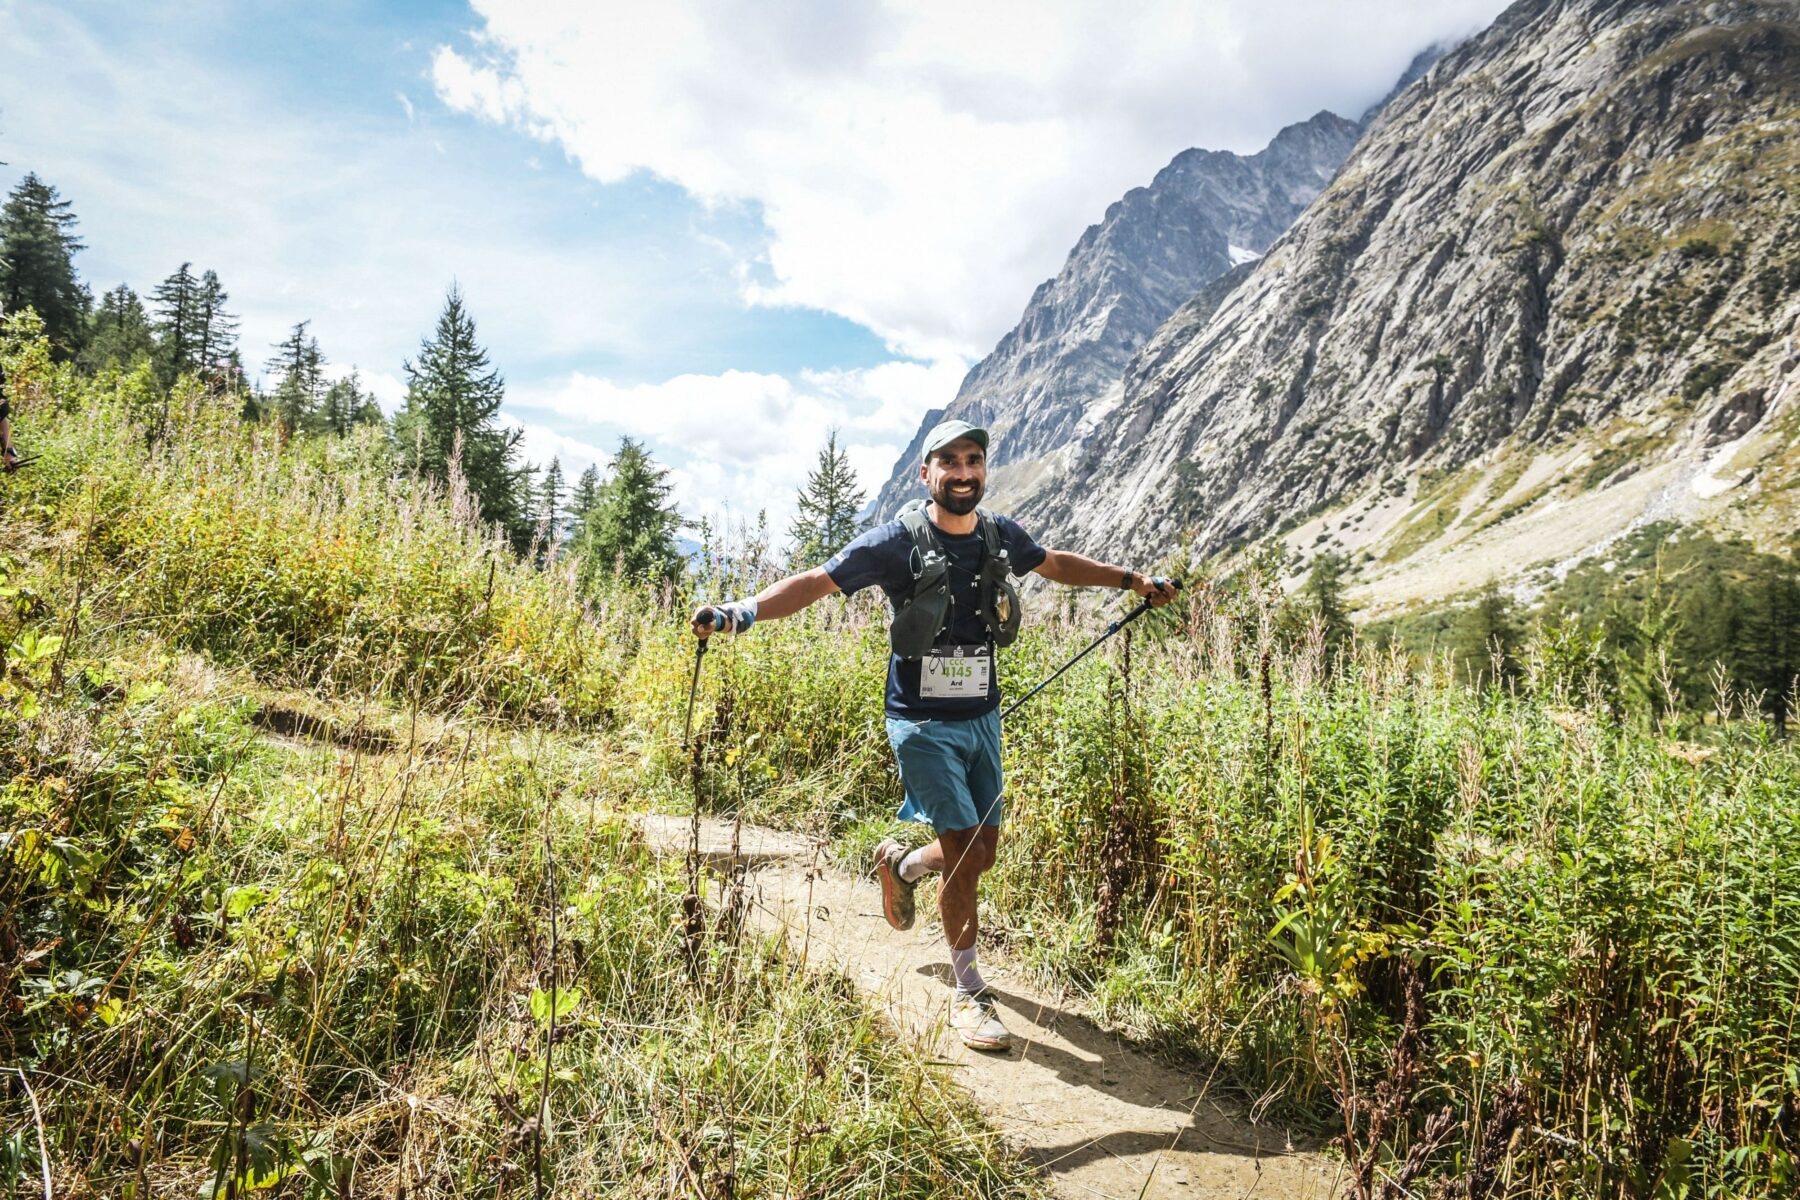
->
[2, 0, 1507, 532]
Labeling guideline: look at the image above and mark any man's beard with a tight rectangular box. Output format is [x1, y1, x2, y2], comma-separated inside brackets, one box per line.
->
[933, 479, 983, 515]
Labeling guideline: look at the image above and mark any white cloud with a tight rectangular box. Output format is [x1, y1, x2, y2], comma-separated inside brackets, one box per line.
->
[802, 358, 967, 440]
[0, 1, 752, 402]
[500, 415, 612, 482]
[510, 357, 959, 533]
[429, 45, 541, 133]
[362, 370, 407, 415]
[435, 0, 1508, 361]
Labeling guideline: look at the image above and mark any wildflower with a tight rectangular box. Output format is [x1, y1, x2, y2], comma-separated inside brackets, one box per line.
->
[1547, 708, 1587, 732]
[1663, 741, 1715, 766]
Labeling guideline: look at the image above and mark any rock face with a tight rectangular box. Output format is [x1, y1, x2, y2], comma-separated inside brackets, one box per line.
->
[1019, 0, 1800, 572]
[871, 110, 1364, 518]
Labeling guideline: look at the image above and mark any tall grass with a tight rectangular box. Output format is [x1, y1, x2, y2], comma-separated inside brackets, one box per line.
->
[0, 661, 1036, 1195]
[10, 329, 632, 720]
[649, 571, 1800, 1197]
[0, 335, 1041, 1197]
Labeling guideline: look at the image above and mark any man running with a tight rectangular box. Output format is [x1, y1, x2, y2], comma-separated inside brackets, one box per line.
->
[691, 418, 1176, 1051]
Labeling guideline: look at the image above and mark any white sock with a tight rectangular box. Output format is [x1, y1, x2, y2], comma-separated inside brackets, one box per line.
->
[899, 847, 930, 883]
[950, 946, 986, 996]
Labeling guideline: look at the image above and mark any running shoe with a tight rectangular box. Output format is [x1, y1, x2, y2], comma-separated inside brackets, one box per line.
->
[949, 991, 1012, 1052]
[872, 838, 917, 931]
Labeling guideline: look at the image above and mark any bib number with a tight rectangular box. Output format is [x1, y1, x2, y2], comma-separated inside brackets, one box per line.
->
[920, 645, 992, 700]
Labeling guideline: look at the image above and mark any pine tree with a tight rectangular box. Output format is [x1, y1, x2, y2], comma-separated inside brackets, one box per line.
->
[395, 286, 528, 542]
[1303, 551, 1354, 663]
[538, 457, 566, 545]
[1680, 569, 1742, 694]
[81, 284, 156, 372]
[788, 430, 868, 566]
[577, 437, 683, 583]
[266, 321, 325, 431]
[0, 173, 90, 358]
[194, 269, 238, 379]
[1736, 567, 1800, 732]
[320, 370, 364, 436]
[152, 263, 201, 380]
[1613, 566, 1683, 723]
[567, 465, 601, 545]
[302, 341, 325, 419]
[351, 389, 385, 428]
[1449, 582, 1523, 688]
[222, 348, 248, 397]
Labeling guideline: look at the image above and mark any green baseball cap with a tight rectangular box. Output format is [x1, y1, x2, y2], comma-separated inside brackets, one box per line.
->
[921, 418, 988, 459]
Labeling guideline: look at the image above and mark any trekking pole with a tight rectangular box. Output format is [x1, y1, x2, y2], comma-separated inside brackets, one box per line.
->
[682, 631, 709, 749]
[683, 605, 737, 746]
[3, 454, 38, 473]
[1001, 580, 1180, 721]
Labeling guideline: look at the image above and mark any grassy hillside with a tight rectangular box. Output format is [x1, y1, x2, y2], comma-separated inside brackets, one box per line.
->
[4, 322, 1798, 1199]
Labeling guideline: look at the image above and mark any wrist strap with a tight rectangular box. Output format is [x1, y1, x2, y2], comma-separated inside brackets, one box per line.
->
[719, 598, 757, 633]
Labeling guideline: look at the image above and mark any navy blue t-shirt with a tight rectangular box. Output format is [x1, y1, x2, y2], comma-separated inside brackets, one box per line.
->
[826, 511, 1047, 720]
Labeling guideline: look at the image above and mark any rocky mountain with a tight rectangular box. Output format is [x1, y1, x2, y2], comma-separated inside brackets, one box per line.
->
[1014, 0, 1800, 609]
[870, 109, 1365, 518]
[1361, 43, 1449, 125]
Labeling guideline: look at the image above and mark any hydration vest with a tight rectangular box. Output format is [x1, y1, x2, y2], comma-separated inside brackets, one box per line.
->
[888, 500, 1023, 659]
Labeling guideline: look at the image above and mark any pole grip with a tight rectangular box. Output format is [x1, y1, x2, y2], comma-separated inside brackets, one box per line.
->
[698, 605, 743, 641]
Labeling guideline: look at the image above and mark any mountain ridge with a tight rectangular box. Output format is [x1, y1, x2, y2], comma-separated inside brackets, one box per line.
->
[869, 107, 1366, 519]
[1012, 0, 1800, 601]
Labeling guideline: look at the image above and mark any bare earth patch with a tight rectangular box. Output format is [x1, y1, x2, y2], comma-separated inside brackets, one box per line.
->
[637, 815, 1339, 1200]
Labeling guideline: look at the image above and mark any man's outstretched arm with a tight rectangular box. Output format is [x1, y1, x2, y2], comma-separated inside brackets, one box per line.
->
[690, 567, 842, 638]
[1034, 549, 1179, 606]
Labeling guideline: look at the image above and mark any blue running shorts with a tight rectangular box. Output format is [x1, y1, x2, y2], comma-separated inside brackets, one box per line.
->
[884, 709, 1003, 833]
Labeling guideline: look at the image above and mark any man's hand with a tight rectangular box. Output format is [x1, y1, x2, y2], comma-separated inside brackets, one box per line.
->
[1129, 573, 1180, 608]
[2, 448, 17, 474]
[690, 600, 755, 639]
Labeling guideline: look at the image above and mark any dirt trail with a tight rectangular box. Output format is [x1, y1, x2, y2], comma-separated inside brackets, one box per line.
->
[637, 815, 1340, 1200]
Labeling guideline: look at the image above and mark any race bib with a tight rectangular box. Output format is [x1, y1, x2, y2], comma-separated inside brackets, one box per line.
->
[920, 644, 992, 700]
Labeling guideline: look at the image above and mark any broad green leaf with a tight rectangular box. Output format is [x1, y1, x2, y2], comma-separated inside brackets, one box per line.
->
[529, 985, 583, 1024]
[225, 885, 274, 918]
